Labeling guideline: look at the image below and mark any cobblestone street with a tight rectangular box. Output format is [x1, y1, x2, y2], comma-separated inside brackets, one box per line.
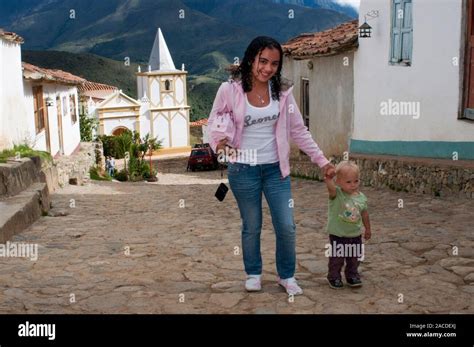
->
[0, 159, 473, 314]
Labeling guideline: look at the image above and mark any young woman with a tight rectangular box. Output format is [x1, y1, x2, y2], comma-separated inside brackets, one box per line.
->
[208, 36, 335, 295]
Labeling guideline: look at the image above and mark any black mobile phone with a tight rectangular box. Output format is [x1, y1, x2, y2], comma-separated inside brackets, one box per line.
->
[215, 183, 229, 201]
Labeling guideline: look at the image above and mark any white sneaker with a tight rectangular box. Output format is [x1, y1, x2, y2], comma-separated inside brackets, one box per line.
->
[245, 275, 262, 292]
[277, 277, 303, 295]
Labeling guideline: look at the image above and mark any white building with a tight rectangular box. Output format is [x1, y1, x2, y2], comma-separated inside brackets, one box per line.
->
[0, 29, 29, 150]
[0, 29, 82, 157]
[79, 80, 117, 116]
[96, 90, 141, 136]
[352, 0, 474, 159]
[136, 28, 191, 153]
[22, 63, 82, 156]
[283, 20, 359, 158]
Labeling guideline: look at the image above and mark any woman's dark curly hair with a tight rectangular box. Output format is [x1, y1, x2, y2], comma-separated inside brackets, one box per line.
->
[230, 36, 283, 101]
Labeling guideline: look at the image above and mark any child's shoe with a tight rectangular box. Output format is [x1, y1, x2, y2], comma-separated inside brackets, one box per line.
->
[327, 278, 344, 289]
[245, 275, 262, 292]
[277, 277, 303, 295]
[346, 278, 362, 288]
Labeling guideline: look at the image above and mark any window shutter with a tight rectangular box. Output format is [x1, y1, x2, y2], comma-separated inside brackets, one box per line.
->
[401, 0, 413, 62]
[390, 0, 403, 63]
[391, 0, 413, 64]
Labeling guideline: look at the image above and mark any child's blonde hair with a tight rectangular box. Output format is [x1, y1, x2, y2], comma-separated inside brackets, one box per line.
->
[335, 160, 360, 176]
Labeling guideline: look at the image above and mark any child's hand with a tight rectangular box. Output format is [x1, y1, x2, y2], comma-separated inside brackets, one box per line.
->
[324, 174, 334, 181]
[364, 229, 372, 240]
[323, 163, 336, 179]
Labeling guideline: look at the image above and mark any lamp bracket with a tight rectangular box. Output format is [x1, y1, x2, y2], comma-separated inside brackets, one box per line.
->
[364, 10, 379, 22]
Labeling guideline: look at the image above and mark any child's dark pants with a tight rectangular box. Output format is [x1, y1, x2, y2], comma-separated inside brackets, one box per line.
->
[327, 235, 362, 281]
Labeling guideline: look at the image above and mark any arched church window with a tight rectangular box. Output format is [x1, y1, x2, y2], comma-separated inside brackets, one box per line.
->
[165, 79, 170, 91]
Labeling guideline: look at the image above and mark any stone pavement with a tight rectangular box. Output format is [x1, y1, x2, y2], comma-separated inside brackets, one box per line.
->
[0, 159, 473, 314]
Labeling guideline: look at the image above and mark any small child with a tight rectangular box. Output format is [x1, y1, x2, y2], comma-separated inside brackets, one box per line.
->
[324, 161, 371, 289]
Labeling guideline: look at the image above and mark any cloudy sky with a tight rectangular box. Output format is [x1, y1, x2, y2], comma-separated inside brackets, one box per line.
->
[334, 0, 360, 9]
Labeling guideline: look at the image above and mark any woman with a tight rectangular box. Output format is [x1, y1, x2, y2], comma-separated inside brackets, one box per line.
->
[208, 36, 335, 295]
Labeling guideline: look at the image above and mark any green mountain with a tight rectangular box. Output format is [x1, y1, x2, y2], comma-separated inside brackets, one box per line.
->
[5, 0, 351, 76]
[22, 50, 139, 97]
[271, 0, 358, 18]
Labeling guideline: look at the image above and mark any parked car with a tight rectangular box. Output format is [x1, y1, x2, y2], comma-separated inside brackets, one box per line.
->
[187, 146, 219, 171]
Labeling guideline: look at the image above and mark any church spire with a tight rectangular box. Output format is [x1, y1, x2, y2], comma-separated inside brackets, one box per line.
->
[148, 28, 176, 71]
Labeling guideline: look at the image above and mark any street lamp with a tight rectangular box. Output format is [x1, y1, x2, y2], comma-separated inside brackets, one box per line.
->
[359, 21, 372, 38]
[359, 11, 379, 38]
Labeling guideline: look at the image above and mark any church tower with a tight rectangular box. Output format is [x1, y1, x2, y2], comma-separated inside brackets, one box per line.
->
[137, 28, 190, 152]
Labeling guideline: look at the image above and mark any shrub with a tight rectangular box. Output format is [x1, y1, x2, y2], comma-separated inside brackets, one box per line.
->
[115, 169, 128, 182]
[97, 135, 120, 158]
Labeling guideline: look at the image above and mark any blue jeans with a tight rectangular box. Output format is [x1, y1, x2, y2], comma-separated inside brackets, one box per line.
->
[228, 162, 296, 279]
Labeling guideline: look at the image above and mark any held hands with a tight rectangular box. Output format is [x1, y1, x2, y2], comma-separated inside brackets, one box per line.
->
[322, 163, 336, 180]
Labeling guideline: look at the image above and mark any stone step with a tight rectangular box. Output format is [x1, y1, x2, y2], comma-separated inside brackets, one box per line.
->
[0, 182, 50, 243]
[0, 157, 42, 198]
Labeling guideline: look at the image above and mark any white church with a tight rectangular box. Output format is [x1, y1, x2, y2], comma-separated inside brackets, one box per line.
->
[94, 28, 191, 153]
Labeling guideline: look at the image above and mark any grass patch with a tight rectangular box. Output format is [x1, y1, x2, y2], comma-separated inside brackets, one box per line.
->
[89, 166, 112, 181]
[0, 145, 52, 164]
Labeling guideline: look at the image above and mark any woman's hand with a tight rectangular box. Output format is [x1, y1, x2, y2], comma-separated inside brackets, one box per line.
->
[216, 139, 228, 153]
[322, 163, 336, 179]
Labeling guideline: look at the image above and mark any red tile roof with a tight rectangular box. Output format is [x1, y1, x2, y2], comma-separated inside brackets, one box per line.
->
[0, 28, 24, 44]
[190, 118, 208, 127]
[79, 81, 117, 101]
[79, 80, 117, 92]
[22, 62, 86, 85]
[282, 20, 359, 59]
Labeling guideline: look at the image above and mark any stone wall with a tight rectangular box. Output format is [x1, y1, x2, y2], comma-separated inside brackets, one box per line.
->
[290, 153, 474, 199]
[41, 142, 101, 192]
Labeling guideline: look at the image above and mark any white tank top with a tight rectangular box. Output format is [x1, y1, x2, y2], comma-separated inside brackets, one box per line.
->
[237, 82, 279, 165]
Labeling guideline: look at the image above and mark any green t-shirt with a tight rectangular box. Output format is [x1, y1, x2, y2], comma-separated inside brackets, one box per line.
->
[326, 186, 368, 238]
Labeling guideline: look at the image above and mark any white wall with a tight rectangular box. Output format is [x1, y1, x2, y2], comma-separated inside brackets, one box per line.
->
[0, 39, 29, 150]
[102, 113, 138, 135]
[171, 112, 188, 147]
[23, 81, 81, 156]
[354, 0, 474, 142]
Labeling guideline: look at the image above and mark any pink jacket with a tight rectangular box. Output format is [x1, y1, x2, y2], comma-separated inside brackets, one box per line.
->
[208, 79, 329, 178]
